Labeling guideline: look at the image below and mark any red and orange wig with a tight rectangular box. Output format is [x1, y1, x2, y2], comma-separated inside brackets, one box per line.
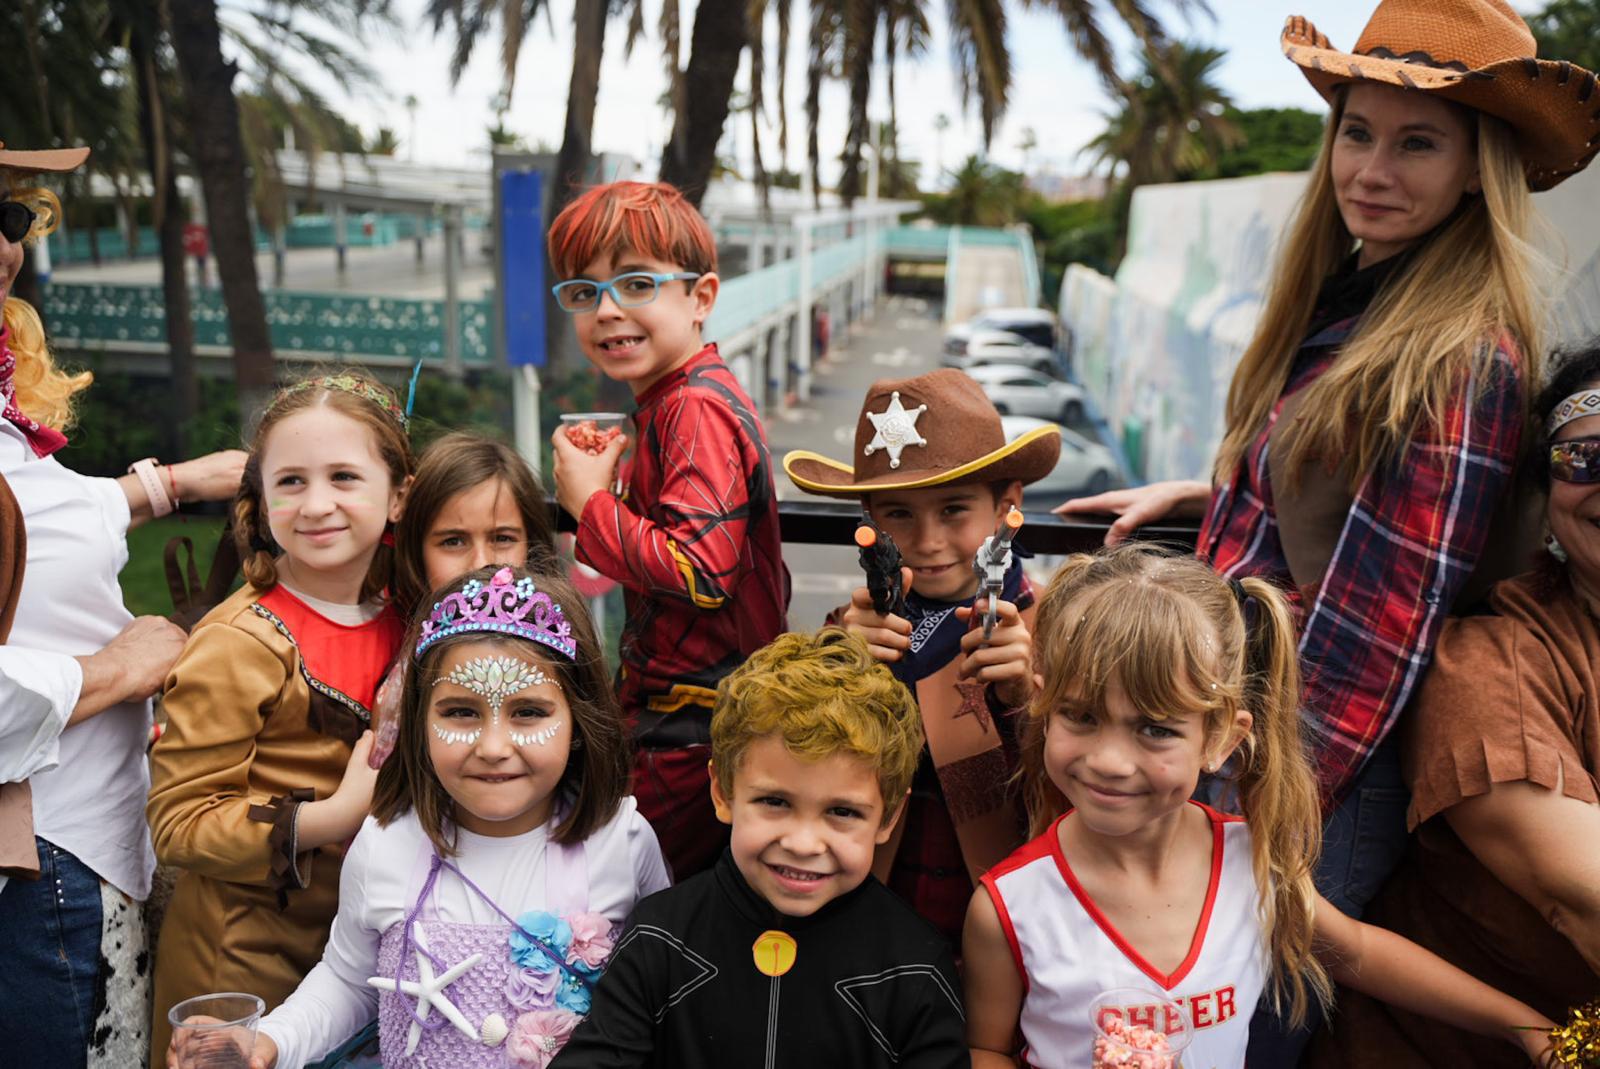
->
[546, 181, 717, 281]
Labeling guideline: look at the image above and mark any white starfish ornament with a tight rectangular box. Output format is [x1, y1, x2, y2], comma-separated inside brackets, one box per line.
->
[862, 391, 929, 469]
[367, 927, 484, 1055]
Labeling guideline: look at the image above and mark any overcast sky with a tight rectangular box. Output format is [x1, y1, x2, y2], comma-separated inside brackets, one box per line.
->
[307, 0, 1541, 184]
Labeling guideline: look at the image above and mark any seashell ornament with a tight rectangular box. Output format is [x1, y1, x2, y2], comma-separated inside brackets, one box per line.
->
[480, 1012, 509, 1047]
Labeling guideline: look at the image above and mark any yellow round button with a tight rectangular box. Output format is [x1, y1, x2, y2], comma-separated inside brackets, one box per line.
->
[752, 929, 798, 977]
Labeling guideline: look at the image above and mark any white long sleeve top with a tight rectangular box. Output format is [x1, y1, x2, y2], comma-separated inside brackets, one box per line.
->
[260, 799, 671, 1069]
[0, 419, 152, 899]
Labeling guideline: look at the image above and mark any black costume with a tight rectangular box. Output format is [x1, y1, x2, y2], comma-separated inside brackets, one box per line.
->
[551, 850, 968, 1068]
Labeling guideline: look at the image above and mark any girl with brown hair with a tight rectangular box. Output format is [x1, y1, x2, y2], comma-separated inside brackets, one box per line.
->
[147, 371, 414, 1064]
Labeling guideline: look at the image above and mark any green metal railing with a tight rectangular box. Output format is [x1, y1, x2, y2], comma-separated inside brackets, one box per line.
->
[43, 282, 493, 366]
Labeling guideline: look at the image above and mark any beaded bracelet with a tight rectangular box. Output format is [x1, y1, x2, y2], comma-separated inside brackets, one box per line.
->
[128, 457, 174, 518]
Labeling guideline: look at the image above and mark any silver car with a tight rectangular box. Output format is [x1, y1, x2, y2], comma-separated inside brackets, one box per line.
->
[1000, 415, 1122, 500]
[944, 329, 1065, 376]
[944, 307, 1058, 354]
[969, 364, 1087, 425]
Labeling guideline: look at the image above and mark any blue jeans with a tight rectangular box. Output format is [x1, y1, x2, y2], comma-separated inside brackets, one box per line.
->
[0, 838, 104, 1069]
[1244, 737, 1412, 1067]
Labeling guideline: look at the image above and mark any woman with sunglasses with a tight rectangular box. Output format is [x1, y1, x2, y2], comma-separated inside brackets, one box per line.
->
[1306, 341, 1600, 1066]
[0, 143, 244, 1068]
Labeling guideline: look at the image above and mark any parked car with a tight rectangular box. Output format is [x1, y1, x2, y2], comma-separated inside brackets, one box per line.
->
[1001, 415, 1121, 501]
[944, 329, 1065, 377]
[944, 307, 1059, 355]
[968, 364, 1087, 424]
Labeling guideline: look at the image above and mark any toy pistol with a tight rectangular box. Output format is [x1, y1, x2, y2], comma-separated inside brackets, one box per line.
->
[973, 506, 1024, 639]
[855, 516, 909, 619]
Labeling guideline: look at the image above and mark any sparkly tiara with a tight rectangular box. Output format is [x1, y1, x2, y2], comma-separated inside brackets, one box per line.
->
[416, 567, 576, 661]
[284, 374, 407, 427]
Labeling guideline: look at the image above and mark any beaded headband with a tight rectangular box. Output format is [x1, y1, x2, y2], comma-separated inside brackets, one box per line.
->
[284, 374, 407, 427]
[1547, 389, 1600, 434]
[416, 567, 576, 661]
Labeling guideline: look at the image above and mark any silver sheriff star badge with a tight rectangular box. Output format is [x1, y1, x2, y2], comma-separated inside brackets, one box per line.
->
[863, 391, 929, 469]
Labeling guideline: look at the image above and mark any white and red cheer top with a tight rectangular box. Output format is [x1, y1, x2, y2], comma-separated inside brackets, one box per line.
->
[981, 802, 1269, 1069]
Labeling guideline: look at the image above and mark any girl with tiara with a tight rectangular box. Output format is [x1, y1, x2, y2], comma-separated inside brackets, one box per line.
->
[171, 566, 668, 1069]
[962, 545, 1557, 1069]
[148, 372, 415, 1064]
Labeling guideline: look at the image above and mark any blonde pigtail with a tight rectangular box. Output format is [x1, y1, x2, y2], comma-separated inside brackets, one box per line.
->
[1233, 575, 1331, 1028]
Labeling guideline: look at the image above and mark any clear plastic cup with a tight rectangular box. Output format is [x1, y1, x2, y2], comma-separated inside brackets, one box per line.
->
[560, 412, 629, 494]
[168, 992, 264, 1069]
[1088, 987, 1193, 1069]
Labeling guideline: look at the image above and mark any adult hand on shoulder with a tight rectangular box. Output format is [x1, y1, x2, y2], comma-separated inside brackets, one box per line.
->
[956, 598, 1032, 708]
[171, 449, 249, 504]
[71, 616, 187, 725]
[1051, 479, 1211, 546]
[841, 566, 913, 663]
[551, 427, 629, 520]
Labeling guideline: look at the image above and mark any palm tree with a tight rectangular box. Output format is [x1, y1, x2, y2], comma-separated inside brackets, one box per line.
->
[658, 0, 749, 203]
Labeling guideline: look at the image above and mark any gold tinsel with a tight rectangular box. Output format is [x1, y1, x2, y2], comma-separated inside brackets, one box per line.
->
[1549, 1000, 1600, 1067]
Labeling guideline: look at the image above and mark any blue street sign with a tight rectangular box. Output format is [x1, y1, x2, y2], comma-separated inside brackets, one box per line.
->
[500, 170, 545, 367]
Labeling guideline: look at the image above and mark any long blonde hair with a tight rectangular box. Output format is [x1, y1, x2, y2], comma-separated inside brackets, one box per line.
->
[1, 183, 92, 432]
[1214, 91, 1542, 487]
[1021, 544, 1330, 1027]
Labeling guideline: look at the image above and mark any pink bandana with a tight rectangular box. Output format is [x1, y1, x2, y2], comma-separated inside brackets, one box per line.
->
[0, 327, 67, 458]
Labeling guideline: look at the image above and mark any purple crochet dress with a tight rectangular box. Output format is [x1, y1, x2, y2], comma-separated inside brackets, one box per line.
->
[371, 834, 612, 1069]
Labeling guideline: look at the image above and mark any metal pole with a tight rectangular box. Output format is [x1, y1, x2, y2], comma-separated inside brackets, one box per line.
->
[514, 364, 543, 477]
[333, 200, 348, 274]
[793, 217, 814, 405]
[443, 204, 462, 380]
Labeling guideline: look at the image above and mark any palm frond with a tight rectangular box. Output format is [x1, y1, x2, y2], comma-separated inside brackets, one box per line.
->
[947, 0, 1011, 146]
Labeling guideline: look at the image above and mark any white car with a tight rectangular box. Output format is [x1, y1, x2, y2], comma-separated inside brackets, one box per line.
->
[1001, 415, 1121, 500]
[969, 364, 1087, 424]
[944, 328, 1065, 377]
[944, 307, 1058, 355]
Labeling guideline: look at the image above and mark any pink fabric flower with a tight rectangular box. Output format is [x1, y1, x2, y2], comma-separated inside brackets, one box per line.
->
[506, 1009, 582, 1068]
[565, 912, 615, 970]
[504, 964, 561, 1010]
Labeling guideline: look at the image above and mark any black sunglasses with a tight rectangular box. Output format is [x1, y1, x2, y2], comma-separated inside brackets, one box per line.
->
[0, 201, 36, 244]
[1550, 437, 1600, 484]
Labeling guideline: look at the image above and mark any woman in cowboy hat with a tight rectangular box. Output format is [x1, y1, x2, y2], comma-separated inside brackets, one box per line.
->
[1056, 0, 1599, 1060]
[0, 141, 244, 1068]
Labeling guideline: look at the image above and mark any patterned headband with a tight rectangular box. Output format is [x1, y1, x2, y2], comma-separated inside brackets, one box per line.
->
[284, 374, 407, 427]
[416, 567, 576, 661]
[1547, 389, 1600, 434]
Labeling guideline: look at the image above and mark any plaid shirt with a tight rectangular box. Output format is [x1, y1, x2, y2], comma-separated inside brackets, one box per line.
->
[577, 345, 791, 748]
[1198, 318, 1523, 807]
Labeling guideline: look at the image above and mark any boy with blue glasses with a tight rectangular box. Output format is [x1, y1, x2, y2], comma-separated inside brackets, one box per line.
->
[546, 180, 790, 882]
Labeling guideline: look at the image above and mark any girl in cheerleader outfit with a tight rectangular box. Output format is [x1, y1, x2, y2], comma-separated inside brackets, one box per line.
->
[961, 546, 1557, 1069]
[170, 566, 668, 1069]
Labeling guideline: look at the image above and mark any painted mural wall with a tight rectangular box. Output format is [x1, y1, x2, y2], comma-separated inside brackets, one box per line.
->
[1064, 167, 1600, 483]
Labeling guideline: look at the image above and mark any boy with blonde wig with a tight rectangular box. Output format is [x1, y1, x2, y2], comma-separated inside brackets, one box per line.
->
[552, 628, 968, 1068]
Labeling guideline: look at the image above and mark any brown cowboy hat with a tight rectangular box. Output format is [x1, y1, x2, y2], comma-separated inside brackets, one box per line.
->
[1282, 0, 1600, 190]
[0, 139, 89, 175]
[785, 368, 1061, 498]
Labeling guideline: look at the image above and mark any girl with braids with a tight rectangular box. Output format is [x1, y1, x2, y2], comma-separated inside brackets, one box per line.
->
[962, 545, 1556, 1069]
[147, 370, 414, 1066]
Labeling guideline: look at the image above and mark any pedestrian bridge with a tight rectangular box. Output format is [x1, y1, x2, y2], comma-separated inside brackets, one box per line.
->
[40, 218, 1041, 412]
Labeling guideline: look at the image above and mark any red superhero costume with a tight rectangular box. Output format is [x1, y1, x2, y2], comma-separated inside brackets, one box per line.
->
[575, 344, 790, 877]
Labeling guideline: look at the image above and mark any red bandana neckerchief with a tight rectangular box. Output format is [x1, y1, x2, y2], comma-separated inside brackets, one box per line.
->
[0, 327, 68, 458]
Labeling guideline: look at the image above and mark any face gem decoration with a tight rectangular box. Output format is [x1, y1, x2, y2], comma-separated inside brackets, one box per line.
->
[508, 723, 561, 748]
[444, 655, 554, 724]
[432, 724, 483, 747]
[862, 391, 929, 470]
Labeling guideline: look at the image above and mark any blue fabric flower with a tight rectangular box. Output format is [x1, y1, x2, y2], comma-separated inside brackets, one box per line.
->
[509, 911, 572, 972]
[567, 955, 605, 982]
[554, 972, 593, 1015]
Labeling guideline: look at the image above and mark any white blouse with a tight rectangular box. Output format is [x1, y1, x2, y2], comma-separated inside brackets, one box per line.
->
[0, 419, 152, 899]
[260, 799, 671, 1069]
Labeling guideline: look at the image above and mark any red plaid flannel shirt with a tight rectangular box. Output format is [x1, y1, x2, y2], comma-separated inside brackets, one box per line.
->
[577, 345, 791, 749]
[1198, 318, 1524, 807]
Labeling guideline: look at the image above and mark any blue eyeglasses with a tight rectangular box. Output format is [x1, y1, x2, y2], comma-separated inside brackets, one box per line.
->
[551, 271, 701, 313]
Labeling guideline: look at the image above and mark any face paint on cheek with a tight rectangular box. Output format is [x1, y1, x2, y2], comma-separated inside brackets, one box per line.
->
[432, 724, 482, 746]
[508, 723, 561, 747]
[442, 655, 556, 726]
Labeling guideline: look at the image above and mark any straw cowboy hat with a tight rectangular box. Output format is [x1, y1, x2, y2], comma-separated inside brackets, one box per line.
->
[785, 368, 1061, 498]
[1282, 0, 1600, 190]
[0, 139, 89, 175]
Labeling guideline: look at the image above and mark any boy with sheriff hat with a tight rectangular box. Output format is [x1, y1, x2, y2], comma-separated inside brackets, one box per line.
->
[783, 368, 1061, 945]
